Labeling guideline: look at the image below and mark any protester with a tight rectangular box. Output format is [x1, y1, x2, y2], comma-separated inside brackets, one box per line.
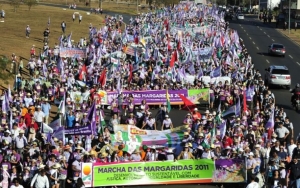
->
[1, 2, 299, 188]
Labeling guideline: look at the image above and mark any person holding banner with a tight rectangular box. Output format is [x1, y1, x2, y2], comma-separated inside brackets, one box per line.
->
[177, 144, 195, 160]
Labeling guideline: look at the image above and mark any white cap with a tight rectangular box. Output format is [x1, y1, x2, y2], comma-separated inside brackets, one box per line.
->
[249, 152, 254, 156]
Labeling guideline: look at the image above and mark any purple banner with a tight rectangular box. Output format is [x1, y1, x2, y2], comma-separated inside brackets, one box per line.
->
[64, 124, 93, 135]
[106, 90, 188, 105]
[212, 159, 246, 183]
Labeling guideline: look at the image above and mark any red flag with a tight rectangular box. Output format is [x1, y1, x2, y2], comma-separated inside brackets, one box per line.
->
[128, 64, 133, 83]
[169, 51, 176, 68]
[243, 90, 247, 112]
[174, 50, 178, 62]
[79, 64, 87, 81]
[179, 94, 197, 112]
[167, 39, 171, 51]
[98, 68, 106, 87]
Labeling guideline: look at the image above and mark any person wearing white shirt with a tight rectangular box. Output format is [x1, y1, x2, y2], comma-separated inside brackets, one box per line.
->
[288, 139, 297, 157]
[161, 115, 173, 131]
[24, 93, 33, 108]
[72, 155, 83, 181]
[246, 175, 259, 188]
[30, 169, 49, 188]
[33, 106, 45, 127]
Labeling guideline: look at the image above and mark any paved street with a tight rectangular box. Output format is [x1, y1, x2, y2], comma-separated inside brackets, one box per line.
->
[229, 16, 300, 137]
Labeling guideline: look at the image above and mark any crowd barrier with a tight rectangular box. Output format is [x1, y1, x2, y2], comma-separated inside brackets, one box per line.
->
[81, 159, 246, 187]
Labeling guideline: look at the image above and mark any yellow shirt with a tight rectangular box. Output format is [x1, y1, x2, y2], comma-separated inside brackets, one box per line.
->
[21, 107, 28, 117]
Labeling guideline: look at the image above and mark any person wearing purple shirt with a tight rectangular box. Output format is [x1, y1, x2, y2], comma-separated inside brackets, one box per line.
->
[111, 99, 119, 115]
[126, 113, 137, 125]
[127, 101, 135, 113]
[10, 149, 21, 168]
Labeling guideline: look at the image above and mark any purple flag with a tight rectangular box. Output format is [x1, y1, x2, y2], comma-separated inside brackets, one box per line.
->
[210, 66, 221, 78]
[265, 108, 275, 129]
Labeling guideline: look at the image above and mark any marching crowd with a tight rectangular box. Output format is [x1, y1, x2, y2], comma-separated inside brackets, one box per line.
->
[1, 2, 300, 188]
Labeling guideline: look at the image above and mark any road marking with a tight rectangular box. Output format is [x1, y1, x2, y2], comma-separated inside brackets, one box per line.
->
[260, 28, 262, 30]
[244, 29, 246, 32]
[267, 35, 270, 37]
[249, 37, 252, 40]
[289, 55, 293, 59]
[264, 32, 266, 34]
[272, 39, 275, 41]
[297, 62, 300, 66]
[246, 33, 248, 35]
[239, 24, 241, 26]
[253, 42, 255, 44]
[256, 47, 259, 50]
[266, 60, 270, 63]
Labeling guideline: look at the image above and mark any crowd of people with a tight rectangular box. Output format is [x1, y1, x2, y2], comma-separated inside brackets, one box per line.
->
[1, 2, 300, 188]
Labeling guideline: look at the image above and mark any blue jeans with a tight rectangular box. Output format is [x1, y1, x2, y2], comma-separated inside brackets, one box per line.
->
[290, 179, 300, 188]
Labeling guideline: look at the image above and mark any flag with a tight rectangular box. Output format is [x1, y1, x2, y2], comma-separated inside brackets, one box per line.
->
[197, 66, 204, 79]
[178, 94, 196, 111]
[201, 132, 211, 149]
[2, 94, 6, 113]
[265, 108, 275, 129]
[169, 51, 176, 68]
[219, 120, 227, 139]
[243, 89, 247, 112]
[8, 85, 12, 102]
[98, 68, 107, 87]
[128, 64, 133, 83]
[222, 105, 236, 119]
[235, 97, 241, 117]
[4, 92, 10, 112]
[67, 33, 72, 48]
[9, 110, 12, 130]
[79, 64, 87, 81]
[117, 76, 122, 94]
[58, 93, 66, 116]
[166, 89, 171, 113]
[48, 17, 50, 26]
[99, 110, 106, 133]
[210, 66, 221, 78]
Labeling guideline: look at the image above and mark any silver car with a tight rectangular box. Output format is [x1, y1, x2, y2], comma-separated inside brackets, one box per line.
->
[265, 65, 291, 89]
[268, 43, 286, 57]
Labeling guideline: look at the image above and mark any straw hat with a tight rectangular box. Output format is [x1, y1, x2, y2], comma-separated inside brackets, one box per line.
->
[205, 110, 210, 114]
[198, 133, 204, 137]
[19, 130, 25, 134]
[38, 164, 46, 169]
[279, 163, 285, 168]
[210, 144, 215, 149]
[100, 152, 108, 158]
[184, 132, 189, 136]
[75, 146, 83, 150]
[64, 145, 71, 150]
[52, 163, 61, 169]
[132, 149, 140, 154]
[255, 144, 261, 148]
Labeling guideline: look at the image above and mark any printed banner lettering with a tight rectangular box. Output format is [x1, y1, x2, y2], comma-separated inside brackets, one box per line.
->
[64, 124, 93, 135]
[93, 160, 214, 186]
[98, 89, 209, 105]
[59, 47, 86, 58]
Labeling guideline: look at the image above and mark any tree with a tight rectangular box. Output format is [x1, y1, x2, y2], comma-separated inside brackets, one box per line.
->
[25, 0, 38, 11]
[10, 0, 21, 12]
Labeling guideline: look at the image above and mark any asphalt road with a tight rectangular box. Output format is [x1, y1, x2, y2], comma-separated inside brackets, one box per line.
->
[229, 16, 300, 137]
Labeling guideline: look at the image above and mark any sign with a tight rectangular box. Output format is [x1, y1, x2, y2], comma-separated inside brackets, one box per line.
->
[59, 47, 86, 58]
[111, 125, 188, 154]
[93, 160, 214, 186]
[64, 124, 93, 135]
[82, 163, 93, 187]
[99, 89, 210, 105]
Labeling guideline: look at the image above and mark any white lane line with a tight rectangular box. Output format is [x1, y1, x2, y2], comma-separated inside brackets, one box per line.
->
[249, 37, 252, 40]
[260, 28, 262, 30]
[266, 60, 270, 63]
[267, 35, 270, 37]
[253, 42, 255, 44]
[256, 47, 259, 50]
[239, 24, 241, 26]
[264, 32, 266, 34]
[289, 55, 293, 59]
[297, 62, 300, 66]
[272, 39, 275, 41]
[246, 33, 248, 35]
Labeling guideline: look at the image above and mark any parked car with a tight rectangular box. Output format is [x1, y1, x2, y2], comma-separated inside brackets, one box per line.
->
[237, 14, 244, 19]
